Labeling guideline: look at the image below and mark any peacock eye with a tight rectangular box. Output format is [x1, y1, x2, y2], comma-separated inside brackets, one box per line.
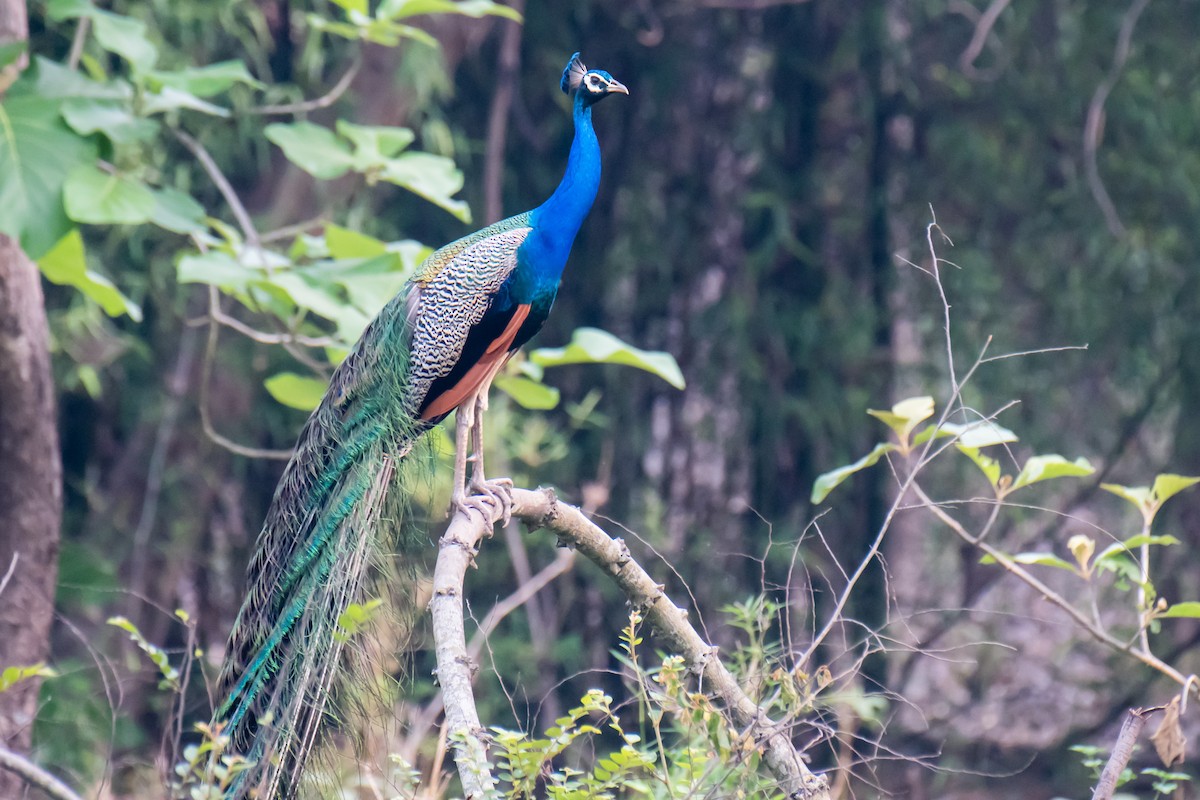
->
[586, 74, 602, 90]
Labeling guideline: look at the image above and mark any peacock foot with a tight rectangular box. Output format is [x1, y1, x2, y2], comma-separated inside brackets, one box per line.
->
[469, 477, 514, 528]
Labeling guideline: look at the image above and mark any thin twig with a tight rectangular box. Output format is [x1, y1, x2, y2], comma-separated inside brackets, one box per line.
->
[244, 56, 362, 116]
[957, 0, 1012, 73]
[66, 16, 90, 71]
[0, 746, 85, 800]
[0, 552, 17, 597]
[173, 129, 260, 248]
[911, 481, 1198, 696]
[199, 287, 293, 461]
[1083, 0, 1151, 238]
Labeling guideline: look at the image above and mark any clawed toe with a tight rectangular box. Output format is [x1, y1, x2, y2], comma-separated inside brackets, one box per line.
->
[469, 478, 514, 527]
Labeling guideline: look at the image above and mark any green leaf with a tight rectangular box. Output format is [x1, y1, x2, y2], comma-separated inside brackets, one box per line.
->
[1101, 482, 1153, 510]
[1159, 602, 1200, 619]
[324, 223, 388, 258]
[0, 95, 100, 258]
[38, 230, 142, 320]
[264, 372, 328, 411]
[336, 599, 384, 640]
[0, 42, 27, 71]
[60, 98, 159, 143]
[867, 395, 933, 444]
[378, 0, 524, 22]
[811, 442, 895, 504]
[943, 419, 1018, 448]
[336, 120, 415, 163]
[495, 375, 560, 410]
[529, 327, 686, 389]
[1011, 455, 1095, 491]
[140, 87, 230, 117]
[265, 122, 354, 179]
[21, 56, 130, 101]
[0, 663, 57, 694]
[177, 250, 254, 292]
[63, 163, 156, 225]
[149, 186, 206, 234]
[146, 61, 263, 97]
[957, 445, 1002, 489]
[329, 0, 369, 13]
[1151, 474, 1200, 505]
[378, 151, 471, 222]
[89, 10, 159, 73]
[980, 551, 1078, 572]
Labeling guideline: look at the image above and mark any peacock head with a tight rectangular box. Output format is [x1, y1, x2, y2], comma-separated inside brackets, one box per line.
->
[560, 52, 628, 107]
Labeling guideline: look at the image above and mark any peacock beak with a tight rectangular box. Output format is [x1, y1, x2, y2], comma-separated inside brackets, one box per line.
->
[606, 79, 629, 96]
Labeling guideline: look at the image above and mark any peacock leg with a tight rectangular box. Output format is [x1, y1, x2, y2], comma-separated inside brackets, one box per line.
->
[449, 397, 478, 515]
[467, 369, 513, 525]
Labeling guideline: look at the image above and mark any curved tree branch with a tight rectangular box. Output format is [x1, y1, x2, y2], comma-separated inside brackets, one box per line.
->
[430, 487, 832, 800]
[0, 746, 84, 800]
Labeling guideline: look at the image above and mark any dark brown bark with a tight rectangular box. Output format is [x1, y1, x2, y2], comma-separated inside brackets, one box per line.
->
[0, 233, 63, 794]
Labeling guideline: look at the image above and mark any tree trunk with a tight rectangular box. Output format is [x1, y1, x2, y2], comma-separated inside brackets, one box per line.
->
[0, 233, 62, 792]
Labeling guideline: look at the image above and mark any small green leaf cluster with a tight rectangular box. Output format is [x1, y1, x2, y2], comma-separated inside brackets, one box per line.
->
[108, 614, 181, 691]
[0, 663, 58, 694]
[1068, 744, 1193, 799]
[493, 688, 655, 799]
[172, 721, 255, 800]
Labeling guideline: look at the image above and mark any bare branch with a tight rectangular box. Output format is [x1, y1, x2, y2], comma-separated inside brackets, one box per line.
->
[245, 57, 362, 116]
[510, 488, 832, 800]
[173, 129, 260, 248]
[956, 0, 1012, 73]
[0, 746, 85, 800]
[1091, 708, 1149, 800]
[1083, 0, 1151, 238]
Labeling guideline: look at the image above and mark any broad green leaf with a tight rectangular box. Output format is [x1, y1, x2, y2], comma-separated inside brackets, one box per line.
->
[63, 163, 156, 225]
[325, 223, 388, 258]
[1159, 602, 1200, 619]
[867, 395, 933, 444]
[149, 186, 206, 234]
[336, 120, 415, 163]
[0, 42, 27, 71]
[146, 61, 263, 97]
[22, 56, 131, 101]
[943, 419, 1018, 448]
[329, 0, 369, 13]
[1101, 482, 1152, 510]
[265, 122, 355, 179]
[957, 445, 1002, 489]
[1151, 474, 1200, 505]
[60, 98, 159, 143]
[378, 151, 471, 222]
[38, 230, 142, 320]
[911, 423, 956, 447]
[265, 372, 328, 411]
[177, 250, 254, 292]
[0, 663, 57, 694]
[980, 551, 1078, 572]
[0, 95, 99, 258]
[378, 0, 524, 22]
[1122, 534, 1181, 549]
[495, 375, 560, 410]
[811, 442, 895, 504]
[89, 11, 159, 73]
[529, 327, 685, 389]
[1011, 455, 1095, 491]
[140, 87, 230, 117]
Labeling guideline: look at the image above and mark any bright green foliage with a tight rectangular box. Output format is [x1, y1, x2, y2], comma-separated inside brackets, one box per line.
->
[37, 230, 141, 319]
[531, 327, 686, 390]
[0, 663, 58, 694]
[108, 615, 181, 691]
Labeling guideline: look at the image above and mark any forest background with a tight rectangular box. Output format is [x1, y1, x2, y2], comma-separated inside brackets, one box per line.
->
[2, 0, 1199, 797]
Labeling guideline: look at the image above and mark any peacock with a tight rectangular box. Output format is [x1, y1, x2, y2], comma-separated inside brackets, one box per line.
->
[211, 52, 627, 798]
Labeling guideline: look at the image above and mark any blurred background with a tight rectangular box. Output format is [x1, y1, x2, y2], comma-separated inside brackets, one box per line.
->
[8, 0, 1200, 797]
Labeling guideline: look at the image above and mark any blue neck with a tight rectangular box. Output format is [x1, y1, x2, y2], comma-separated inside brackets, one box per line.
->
[526, 93, 602, 280]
